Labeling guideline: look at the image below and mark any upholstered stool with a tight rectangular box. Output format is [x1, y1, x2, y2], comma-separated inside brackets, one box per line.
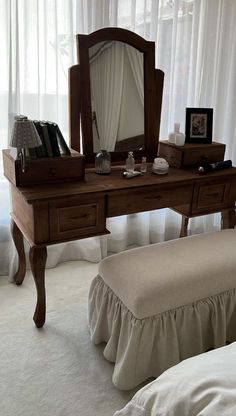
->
[88, 229, 236, 390]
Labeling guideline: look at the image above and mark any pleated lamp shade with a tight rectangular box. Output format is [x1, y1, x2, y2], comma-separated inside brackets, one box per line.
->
[10, 116, 42, 149]
[10, 116, 42, 173]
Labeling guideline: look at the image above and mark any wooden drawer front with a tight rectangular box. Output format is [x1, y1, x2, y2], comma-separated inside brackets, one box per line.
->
[59, 205, 96, 231]
[49, 194, 106, 241]
[192, 182, 230, 214]
[159, 141, 225, 168]
[183, 147, 225, 167]
[107, 184, 193, 217]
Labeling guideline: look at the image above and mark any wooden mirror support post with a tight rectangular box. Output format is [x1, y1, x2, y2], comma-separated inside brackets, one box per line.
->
[69, 27, 164, 166]
[68, 64, 81, 153]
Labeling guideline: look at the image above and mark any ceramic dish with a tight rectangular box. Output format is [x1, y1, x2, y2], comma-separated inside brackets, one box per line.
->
[152, 167, 169, 175]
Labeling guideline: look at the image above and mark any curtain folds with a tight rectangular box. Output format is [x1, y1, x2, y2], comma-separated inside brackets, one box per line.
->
[90, 41, 125, 151]
[126, 44, 144, 105]
[1, 0, 236, 277]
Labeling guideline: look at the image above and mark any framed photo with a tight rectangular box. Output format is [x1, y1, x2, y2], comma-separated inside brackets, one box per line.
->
[185, 108, 213, 144]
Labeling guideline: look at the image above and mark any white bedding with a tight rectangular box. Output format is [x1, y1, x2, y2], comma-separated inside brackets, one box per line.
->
[114, 342, 236, 416]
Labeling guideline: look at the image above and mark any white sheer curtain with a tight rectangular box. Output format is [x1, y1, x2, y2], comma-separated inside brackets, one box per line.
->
[90, 41, 124, 151]
[126, 44, 144, 105]
[1, 0, 236, 278]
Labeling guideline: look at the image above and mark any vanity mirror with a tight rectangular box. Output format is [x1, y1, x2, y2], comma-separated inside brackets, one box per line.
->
[69, 27, 164, 166]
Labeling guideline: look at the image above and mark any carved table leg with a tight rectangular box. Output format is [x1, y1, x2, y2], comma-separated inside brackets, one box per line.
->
[179, 215, 189, 238]
[10, 219, 26, 285]
[221, 209, 236, 229]
[29, 246, 47, 328]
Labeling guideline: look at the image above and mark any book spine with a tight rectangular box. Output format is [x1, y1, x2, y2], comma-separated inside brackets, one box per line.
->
[33, 121, 48, 157]
[54, 124, 71, 156]
[46, 122, 61, 157]
[40, 123, 53, 157]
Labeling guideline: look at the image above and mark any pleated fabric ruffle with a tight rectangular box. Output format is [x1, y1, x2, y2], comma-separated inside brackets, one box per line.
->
[88, 275, 236, 390]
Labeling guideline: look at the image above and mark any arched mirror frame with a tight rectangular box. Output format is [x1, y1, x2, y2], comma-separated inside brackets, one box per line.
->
[69, 27, 164, 166]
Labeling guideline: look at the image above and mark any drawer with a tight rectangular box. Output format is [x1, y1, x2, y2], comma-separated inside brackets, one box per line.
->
[183, 146, 225, 167]
[191, 181, 230, 214]
[107, 184, 193, 217]
[49, 194, 106, 241]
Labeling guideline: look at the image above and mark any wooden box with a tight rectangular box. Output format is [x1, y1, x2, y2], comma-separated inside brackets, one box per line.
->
[2, 148, 85, 187]
[158, 140, 226, 168]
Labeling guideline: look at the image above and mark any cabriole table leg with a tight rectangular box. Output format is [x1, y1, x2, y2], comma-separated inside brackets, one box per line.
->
[29, 246, 47, 328]
[10, 219, 26, 285]
[221, 209, 236, 229]
[179, 215, 189, 238]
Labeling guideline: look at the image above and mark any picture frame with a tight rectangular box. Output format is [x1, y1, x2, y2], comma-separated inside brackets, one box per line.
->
[185, 108, 213, 144]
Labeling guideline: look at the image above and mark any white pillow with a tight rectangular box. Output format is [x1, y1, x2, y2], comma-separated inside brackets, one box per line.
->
[114, 343, 236, 416]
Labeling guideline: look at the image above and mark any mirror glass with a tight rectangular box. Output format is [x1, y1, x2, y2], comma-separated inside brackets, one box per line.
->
[89, 41, 144, 153]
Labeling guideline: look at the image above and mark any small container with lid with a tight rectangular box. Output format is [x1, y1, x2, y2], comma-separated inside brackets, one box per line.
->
[152, 157, 169, 175]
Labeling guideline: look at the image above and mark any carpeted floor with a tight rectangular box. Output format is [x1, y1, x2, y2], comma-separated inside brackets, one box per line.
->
[0, 261, 139, 416]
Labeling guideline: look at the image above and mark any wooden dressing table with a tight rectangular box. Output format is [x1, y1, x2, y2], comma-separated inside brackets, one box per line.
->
[9, 165, 236, 327]
[5, 27, 236, 327]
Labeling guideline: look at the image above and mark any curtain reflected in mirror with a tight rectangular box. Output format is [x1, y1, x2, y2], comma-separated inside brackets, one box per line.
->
[89, 41, 144, 153]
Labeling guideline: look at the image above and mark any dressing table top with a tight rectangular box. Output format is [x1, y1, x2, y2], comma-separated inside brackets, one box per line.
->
[17, 165, 236, 202]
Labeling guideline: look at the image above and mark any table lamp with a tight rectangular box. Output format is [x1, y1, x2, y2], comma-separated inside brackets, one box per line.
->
[10, 115, 42, 173]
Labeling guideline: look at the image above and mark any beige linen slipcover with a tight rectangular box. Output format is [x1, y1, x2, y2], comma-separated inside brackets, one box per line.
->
[88, 230, 236, 390]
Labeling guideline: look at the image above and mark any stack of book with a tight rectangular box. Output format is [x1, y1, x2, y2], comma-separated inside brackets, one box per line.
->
[28, 121, 71, 159]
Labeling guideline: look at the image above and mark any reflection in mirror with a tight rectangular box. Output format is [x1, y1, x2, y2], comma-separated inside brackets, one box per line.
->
[89, 41, 144, 153]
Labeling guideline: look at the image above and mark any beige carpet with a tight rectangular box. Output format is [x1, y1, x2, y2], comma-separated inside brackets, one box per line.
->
[0, 261, 139, 416]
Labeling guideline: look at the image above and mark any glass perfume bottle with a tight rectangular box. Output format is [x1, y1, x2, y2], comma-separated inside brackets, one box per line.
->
[125, 151, 135, 172]
[95, 150, 111, 174]
[140, 156, 147, 172]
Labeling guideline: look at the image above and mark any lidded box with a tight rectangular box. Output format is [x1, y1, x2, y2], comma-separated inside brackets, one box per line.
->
[158, 140, 226, 169]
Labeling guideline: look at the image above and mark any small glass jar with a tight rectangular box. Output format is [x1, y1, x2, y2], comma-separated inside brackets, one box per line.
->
[95, 150, 111, 175]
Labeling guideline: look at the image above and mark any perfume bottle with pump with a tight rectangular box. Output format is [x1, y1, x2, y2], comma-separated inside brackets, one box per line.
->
[125, 151, 135, 172]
